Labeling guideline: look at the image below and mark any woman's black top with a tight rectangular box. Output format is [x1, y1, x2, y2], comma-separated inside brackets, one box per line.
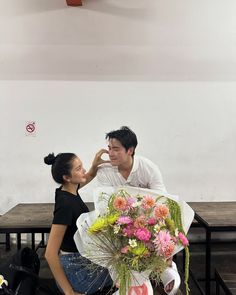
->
[52, 187, 89, 252]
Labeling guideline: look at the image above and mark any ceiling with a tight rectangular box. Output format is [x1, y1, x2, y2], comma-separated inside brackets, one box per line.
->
[0, 0, 235, 80]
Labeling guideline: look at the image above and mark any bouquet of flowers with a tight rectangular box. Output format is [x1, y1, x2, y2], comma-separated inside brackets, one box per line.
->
[74, 187, 194, 295]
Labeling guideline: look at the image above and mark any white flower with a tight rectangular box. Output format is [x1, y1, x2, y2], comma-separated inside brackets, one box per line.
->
[0, 275, 8, 289]
[128, 239, 137, 248]
[135, 201, 141, 207]
[175, 228, 179, 237]
[113, 225, 120, 234]
[154, 224, 160, 232]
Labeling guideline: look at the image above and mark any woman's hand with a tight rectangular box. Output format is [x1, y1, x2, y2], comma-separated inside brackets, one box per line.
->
[92, 149, 110, 168]
[81, 149, 110, 187]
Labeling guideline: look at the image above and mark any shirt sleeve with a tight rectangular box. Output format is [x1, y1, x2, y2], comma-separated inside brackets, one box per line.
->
[144, 158, 167, 193]
[149, 168, 167, 192]
[96, 165, 113, 186]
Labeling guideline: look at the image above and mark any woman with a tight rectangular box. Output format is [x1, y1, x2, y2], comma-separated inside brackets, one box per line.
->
[44, 150, 112, 295]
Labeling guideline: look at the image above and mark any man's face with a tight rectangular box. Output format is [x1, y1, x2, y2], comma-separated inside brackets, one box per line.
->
[107, 138, 132, 166]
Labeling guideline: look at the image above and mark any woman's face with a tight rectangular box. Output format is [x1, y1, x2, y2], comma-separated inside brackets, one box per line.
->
[68, 157, 86, 184]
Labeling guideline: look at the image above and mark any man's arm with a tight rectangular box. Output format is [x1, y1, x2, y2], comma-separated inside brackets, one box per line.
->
[96, 164, 114, 186]
[141, 156, 167, 192]
[149, 166, 167, 192]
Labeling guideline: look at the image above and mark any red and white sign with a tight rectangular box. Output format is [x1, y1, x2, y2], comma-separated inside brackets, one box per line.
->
[25, 121, 36, 136]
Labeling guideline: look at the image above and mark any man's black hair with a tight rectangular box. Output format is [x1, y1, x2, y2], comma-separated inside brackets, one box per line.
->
[105, 126, 138, 156]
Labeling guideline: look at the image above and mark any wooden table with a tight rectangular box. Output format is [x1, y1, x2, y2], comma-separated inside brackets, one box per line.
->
[188, 202, 236, 295]
[1, 201, 236, 295]
[215, 269, 236, 295]
[0, 202, 94, 250]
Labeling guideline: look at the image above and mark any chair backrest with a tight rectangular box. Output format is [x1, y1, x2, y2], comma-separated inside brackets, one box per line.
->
[0, 247, 40, 295]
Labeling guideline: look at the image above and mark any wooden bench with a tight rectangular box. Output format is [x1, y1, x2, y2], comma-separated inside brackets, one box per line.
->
[215, 269, 236, 295]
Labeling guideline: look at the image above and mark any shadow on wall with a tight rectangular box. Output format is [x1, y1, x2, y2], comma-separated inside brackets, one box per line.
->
[84, 0, 151, 19]
[0, 0, 67, 18]
[0, 0, 151, 20]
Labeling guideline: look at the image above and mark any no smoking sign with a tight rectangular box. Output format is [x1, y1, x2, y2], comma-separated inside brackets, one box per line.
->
[25, 121, 36, 136]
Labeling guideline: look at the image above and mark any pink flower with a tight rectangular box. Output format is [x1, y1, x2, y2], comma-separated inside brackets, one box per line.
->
[117, 216, 133, 225]
[127, 197, 136, 208]
[135, 228, 152, 241]
[145, 241, 155, 251]
[121, 246, 129, 254]
[123, 225, 135, 237]
[172, 236, 177, 243]
[141, 195, 155, 210]
[163, 243, 175, 257]
[154, 205, 169, 219]
[134, 215, 146, 228]
[154, 230, 175, 257]
[113, 197, 127, 211]
[147, 217, 156, 225]
[178, 232, 189, 246]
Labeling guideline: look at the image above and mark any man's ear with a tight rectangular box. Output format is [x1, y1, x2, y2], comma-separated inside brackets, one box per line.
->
[127, 147, 134, 156]
[63, 175, 71, 183]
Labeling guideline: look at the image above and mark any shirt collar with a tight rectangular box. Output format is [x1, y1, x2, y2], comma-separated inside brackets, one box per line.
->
[130, 156, 139, 173]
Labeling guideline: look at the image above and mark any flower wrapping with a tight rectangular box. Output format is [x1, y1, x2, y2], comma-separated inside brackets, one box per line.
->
[74, 186, 194, 295]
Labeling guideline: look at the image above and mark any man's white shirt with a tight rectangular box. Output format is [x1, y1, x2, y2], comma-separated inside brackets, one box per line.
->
[97, 155, 167, 193]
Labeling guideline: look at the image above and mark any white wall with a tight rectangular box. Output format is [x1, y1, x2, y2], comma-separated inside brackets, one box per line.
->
[1, 81, 236, 214]
[0, 0, 235, 80]
[0, 1, 236, 214]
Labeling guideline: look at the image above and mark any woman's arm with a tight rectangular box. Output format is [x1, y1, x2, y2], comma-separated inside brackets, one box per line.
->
[81, 149, 110, 188]
[45, 224, 83, 295]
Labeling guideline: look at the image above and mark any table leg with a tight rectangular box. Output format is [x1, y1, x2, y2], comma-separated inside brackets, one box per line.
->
[206, 229, 211, 294]
[215, 270, 220, 295]
[216, 281, 219, 295]
[31, 233, 35, 250]
[17, 233, 21, 249]
[6, 233, 10, 251]
[41, 233, 45, 246]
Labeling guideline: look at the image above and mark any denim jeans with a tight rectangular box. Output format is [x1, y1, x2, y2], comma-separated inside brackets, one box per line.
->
[60, 253, 113, 294]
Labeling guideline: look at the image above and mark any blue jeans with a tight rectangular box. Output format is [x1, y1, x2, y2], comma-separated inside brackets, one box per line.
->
[60, 253, 113, 294]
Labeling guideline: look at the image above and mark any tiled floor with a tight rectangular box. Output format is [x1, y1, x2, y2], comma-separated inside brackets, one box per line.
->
[0, 233, 236, 295]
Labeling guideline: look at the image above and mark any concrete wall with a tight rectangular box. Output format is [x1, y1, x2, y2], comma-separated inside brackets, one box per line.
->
[0, 1, 236, 214]
[0, 0, 235, 80]
[1, 81, 236, 214]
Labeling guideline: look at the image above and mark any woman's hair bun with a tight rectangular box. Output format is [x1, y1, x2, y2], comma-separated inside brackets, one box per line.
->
[44, 153, 56, 165]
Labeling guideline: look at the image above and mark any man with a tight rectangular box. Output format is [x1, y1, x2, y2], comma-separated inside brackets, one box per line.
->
[97, 126, 167, 192]
[96, 126, 179, 295]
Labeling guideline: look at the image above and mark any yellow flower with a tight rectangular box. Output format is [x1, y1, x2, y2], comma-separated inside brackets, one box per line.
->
[107, 213, 119, 225]
[88, 213, 119, 234]
[88, 217, 107, 234]
[129, 243, 148, 256]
